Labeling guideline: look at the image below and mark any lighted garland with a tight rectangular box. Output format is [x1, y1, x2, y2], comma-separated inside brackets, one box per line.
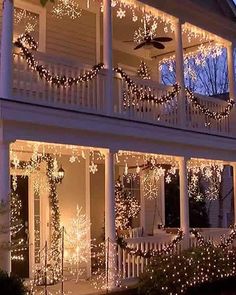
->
[114, 67, 180, 109]
[14, 34, 234, 121]
[14, 33, 104, 87]
[117, 229, 183, 258]
[191, 226, 236, 249]
[186, 88, 235, 121]
[16, 153, 61, 265]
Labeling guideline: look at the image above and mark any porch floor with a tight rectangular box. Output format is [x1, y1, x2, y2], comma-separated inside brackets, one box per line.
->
[32, 278, 137, 295]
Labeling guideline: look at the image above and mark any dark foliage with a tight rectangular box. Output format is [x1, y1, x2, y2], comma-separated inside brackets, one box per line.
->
[138, 247, 236, 295]
[185, 276, 236, 295]
[0, 270, 28, 295]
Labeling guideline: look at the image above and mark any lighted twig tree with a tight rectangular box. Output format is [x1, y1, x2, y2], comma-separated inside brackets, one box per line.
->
[137, 60, 151, 80]
[65, 206, 90, 282]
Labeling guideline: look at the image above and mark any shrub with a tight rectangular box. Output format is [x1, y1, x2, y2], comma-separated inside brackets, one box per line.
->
[0, 270, 28, 295]
[138, 246, 236, 295]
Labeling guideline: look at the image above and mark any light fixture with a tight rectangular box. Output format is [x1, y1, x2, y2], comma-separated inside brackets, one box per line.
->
[58, 165, 65, 183]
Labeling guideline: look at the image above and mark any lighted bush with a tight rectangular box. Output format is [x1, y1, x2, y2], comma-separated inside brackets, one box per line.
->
[138, 246, 236, 295]
[0, 270, 28, 295]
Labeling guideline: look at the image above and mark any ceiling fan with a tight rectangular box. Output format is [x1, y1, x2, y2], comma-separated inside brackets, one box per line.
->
[124, 18, 173, 50]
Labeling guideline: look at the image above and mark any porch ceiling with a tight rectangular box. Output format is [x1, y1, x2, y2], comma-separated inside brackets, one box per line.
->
[112, 2, 225, 61]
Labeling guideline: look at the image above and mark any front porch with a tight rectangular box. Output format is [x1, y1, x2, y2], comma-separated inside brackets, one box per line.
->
[1, 138, 236, 293]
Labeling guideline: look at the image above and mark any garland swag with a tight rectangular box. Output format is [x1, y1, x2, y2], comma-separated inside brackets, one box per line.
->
[117, 229, 184, 258]
[14, 33, 234, 121]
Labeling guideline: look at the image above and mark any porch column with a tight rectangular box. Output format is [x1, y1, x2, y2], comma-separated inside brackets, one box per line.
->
[105, 149, 116, 289]
[85, 151, 91, 278]
[227, 42, 236, 100]
[103, 0, 113, 114]
[179, 157, 189, 248]
[174, 19, 186, 127]
[232, 164, 236, 224]
[0, 142, 11, 274]
[0, 0, 14, 99]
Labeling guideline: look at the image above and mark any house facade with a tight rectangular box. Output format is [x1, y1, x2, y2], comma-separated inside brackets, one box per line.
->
[0, 0, 236, 291]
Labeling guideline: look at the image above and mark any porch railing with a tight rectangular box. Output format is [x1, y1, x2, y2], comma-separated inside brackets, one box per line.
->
[13, 52, 106, 114]
[186, 94, 231, 135]
[117, 235, 181, 280]
[11, 51, 235, 137]
[118, 228, 232, 280]
[113, 75, 179, 127]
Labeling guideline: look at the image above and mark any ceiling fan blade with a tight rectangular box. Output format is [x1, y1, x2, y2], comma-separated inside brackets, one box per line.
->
[152, 41, 165, 49]
[134, 42, 146, 50]
[153, 37, 173, 42]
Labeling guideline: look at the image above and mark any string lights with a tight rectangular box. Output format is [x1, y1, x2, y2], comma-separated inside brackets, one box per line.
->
[10, 192, 28, 261]
[14, 34, 104, 88]
[114, 66, 180, 109]
[52, 0, 82, 19]
[115, 178, 140, 231]
[14, 33, 233, 124]
[137, 60, 151, 80]
[140, 246, 236, 295]
[111, 0, 175, 34]
[159, 43, 224, 75]
[187, 159, 224, 201]
[117, 229, 184, 258]
[186, 87, 234, 121]
[65, 206, 91, 282]
[14, 8, 38, 34]
[191, 226, 236, 249]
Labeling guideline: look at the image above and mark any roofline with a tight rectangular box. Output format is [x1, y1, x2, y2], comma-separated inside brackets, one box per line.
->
[140, 0, 236, 43]
[226, 0, 236, 18]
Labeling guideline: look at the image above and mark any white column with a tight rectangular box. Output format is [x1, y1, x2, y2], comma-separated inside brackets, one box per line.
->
[174, 19, 186, 127]
[140, 171, 146, 234]
[0, 0, 14, 99]
[179, 157, 189, 248]
[227, 42, 236, 100]
[103, 0, 113, 114]
[0, 142, 11, 274]
[105, 149, 116, 289]
[160, 175, 165, 225]
[85, 151, 91, 278]
[232, 164, 236, 224]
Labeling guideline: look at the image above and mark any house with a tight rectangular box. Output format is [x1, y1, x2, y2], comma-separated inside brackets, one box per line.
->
[0, 0, 236, 292]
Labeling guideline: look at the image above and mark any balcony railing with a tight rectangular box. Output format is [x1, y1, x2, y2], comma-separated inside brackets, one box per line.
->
[12, 51, 235, 137]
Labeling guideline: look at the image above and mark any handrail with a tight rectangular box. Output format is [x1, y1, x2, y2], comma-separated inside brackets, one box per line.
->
[13, 49, 93, 70]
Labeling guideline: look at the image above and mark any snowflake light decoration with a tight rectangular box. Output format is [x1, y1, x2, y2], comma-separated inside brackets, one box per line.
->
[89, 161, 98, 174]
[14, 8, 38, 33]
[205, 185, 219, 201]
[144, 178, 159, 200]
[117, 8, 126, 19]
[188, 160, 224, 201]
[165, 175, 172, 184]
[133, 17, 158, 44]
[69, 155, 77, 163]
[52, 0, 82, 19]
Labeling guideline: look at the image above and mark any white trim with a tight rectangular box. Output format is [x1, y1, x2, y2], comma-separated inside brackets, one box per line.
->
[95, 8, 101, 63]
[14, 0, 46, 52]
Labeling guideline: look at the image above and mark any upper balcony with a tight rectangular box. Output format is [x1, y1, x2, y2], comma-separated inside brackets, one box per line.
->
[1, 0, 236, 137]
